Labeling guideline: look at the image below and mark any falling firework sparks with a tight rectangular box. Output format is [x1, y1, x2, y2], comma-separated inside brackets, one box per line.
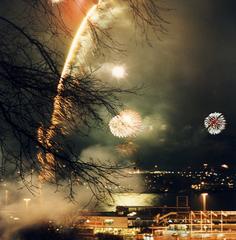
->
[109, 110, 142, 138]
[37, 127, 55, 182]
[37, 0, 120, 181]
[204, 112, 226, 135]
[116, 141, 138, 156]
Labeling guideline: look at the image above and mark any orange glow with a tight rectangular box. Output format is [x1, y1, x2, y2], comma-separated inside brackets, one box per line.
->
[38, 0, 120, 181]
[58, 0, 98, 30]
[38, 1, 100, 181]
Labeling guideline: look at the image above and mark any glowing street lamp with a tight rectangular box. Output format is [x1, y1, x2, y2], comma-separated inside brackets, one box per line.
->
[201, 193, 208, 211]
[5, 189, 8, 206]
[23, 198, 31, 210]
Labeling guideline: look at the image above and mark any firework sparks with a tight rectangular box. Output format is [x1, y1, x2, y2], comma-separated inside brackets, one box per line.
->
[112, 66, 126, 79]
[116, 141, 138, 156]
[204, 112, 226, 135]
[109, 110, 142, 138]
[37, 3, 99, 181]
[37, 127, 55, 181]
[37, 0, 119, 181]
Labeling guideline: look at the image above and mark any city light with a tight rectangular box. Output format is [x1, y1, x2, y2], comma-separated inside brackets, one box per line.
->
[201, 193, 208, 211]
[221, 164, 229, 169]
[23, 198, 31, 210]
[5, 189, 8, 206]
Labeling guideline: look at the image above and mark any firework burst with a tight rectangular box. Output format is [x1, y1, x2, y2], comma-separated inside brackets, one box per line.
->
[112, 66, 126, 79]
[37, 0, 118, 181]
[204, 112, 226, 135]
[109, 110, 142, 138]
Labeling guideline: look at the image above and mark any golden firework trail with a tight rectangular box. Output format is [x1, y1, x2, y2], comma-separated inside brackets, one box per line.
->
[38, 0, 119, 181]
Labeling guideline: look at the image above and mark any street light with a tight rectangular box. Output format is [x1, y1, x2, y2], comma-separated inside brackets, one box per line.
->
[201, 193, 208, 211]
[23, 198, 31, 210]
[5, 189, 8, 206]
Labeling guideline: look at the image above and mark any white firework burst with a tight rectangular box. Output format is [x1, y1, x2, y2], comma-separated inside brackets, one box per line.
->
[109, 110, 142, 138]
[204, 112, 226, 135]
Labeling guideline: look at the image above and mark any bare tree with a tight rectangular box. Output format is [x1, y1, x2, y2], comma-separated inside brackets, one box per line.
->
[0, 0, 168, 200]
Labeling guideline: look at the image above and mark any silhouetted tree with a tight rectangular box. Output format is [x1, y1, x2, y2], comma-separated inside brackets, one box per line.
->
[0, 0, 168, 199]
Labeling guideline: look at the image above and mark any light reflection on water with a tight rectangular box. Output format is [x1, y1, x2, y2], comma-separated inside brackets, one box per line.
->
[113, 193, 160, 207]
[101, 193, 165, 211]
[100, 192, 236, 211]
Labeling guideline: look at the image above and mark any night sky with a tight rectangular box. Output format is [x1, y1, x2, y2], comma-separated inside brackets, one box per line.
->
[1, 0, 236, 170]
[82, 0, 236, 170]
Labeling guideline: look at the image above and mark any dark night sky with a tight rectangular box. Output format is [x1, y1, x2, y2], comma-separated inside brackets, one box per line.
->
[1, 0, 236, 170]
[82, 0, 236, 170]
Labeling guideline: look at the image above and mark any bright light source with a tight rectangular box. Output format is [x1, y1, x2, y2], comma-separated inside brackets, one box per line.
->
[221, 164, 229, 169]
[23, 198, 31, 209]
[204, 112, 226, 135]
[109, 110, 142, 138]
[112, 66, 126, 79]
[201, 193, 208, 211]
[23, 198, 31, 201]
[51, 0, 64, 4]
